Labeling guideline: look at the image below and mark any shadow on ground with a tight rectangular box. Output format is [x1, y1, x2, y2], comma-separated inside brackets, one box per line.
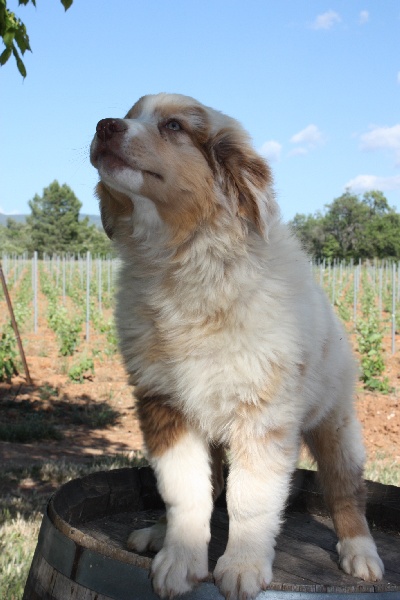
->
[0, 378, 145, 519]
[0, 378, 139, 466]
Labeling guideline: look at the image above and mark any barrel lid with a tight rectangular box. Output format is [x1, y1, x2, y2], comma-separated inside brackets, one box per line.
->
[40, 467, 400, 598]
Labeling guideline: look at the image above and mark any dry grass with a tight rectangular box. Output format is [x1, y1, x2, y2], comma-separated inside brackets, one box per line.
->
[0, 453, 146, 600]
[298, 449, 400, 486]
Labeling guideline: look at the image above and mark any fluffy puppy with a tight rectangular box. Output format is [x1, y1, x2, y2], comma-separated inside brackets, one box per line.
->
[90, 93, 383, 600]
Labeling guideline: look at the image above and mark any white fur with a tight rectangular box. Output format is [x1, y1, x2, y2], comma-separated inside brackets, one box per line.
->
[128, 520, 166, 553]
[117, 218, 353, 441]
[130, 194, 164, 240]
[337, 536, 384, 581]
[125, 119, 147, 135]
[99, 164, 144, 199]
[214, 424, 299, 599]
[148, 431, 212, 597]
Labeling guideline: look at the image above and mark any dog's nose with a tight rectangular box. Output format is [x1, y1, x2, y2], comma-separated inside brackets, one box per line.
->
[96, 118, 127, 142]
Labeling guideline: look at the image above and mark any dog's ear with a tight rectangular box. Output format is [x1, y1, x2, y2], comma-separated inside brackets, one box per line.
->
[95, 182, 133, 239]
[211, 127, 277, 237]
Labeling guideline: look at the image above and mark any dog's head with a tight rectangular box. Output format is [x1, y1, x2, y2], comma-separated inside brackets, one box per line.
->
[90, 93, 277, 243]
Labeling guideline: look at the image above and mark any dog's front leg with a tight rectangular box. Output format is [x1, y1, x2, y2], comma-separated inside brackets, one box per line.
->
[214, 423, 299, 600]
[129, 395, 213, 598]
[150, 428, 212, 597]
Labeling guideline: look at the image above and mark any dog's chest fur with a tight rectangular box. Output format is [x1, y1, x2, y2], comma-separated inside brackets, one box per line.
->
[114, 216, 321, 439]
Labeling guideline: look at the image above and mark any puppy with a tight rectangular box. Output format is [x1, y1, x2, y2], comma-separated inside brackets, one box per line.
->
[90, 93, 383, 600]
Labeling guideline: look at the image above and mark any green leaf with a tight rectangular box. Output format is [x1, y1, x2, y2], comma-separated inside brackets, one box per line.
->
[0, 46, 12, 65]
[15, 26, 31, 54]
[12, 45, 27, 77]
[369, 333, 382, 343]
[2, 28, 16, 46]
[61, 0, 73, 10]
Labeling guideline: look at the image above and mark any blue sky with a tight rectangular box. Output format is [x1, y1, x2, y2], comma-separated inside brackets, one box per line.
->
[1, 0, 399, 221]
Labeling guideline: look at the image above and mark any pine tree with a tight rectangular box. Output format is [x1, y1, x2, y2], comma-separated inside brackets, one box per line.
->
[27, 180, 83, 256]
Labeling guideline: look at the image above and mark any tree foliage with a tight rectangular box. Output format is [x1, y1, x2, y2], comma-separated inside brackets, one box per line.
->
[0, 180, 111, 256]
[290, 190, 400, 261]
[0, 0, 73, 77]
[0, 217, 31, 254]
[27, 180, 83, 254]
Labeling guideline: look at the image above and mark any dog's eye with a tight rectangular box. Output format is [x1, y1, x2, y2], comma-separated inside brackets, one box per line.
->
[165, 120, 182, 131]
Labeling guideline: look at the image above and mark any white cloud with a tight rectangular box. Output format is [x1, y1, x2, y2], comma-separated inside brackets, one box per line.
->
[359, 10, 369, 24]
[360, 124, 400, 151]
[360, 124, 400, 164]
[346, 174, 400, 193]
[311, 10, 341, 30]
[290, 124, 324, 147]
[288, 125, 325, 156]
[259, 140, 282, 162]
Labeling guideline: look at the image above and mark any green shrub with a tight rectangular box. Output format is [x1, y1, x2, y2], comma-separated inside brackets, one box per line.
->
[334, 299, 351, 322]
[0, 327, 19, 382]
[68, 356, 95, 383]
[356, 273, 392, 393]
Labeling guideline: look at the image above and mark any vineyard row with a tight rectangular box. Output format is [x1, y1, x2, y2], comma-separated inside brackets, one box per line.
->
[0, 254, 399, 392]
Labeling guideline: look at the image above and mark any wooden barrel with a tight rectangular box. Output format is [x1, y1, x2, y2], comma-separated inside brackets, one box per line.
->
[23, 467, 400, 599]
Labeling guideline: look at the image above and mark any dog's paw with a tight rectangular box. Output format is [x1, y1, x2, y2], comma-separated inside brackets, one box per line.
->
[151, 544, 209, 598]
[337, 536, 384, 581]
[214, 552, 273, 600]
[127, 520, 166, 553]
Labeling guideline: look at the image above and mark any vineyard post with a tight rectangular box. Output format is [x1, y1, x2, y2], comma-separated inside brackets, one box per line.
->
[353, 266, 358, 325]
[80, 255, 84, 288]
[108, 257, 111, 299]
[398, 261, 400, 303]
[379, 267, 383, 316]
[385, 261, 388, 290]
[331, 263, 336, 305]
[33, 251, 38, 333]
[56, 256, 59, 288]
[86, 251, 90, 341]
[98, 257, 102, 313]
[69, 255, 73, 288]
[3, 255, 8, 281]
[0, 260, 33, 385]
[62, 256, 66, 304]
[392, 262, 396, 355]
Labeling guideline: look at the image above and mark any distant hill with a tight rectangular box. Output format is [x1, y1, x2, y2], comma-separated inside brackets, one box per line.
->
[0, 213, 103, 228]
[0, 213, 26, 225]
[81, 214, 103, 228]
